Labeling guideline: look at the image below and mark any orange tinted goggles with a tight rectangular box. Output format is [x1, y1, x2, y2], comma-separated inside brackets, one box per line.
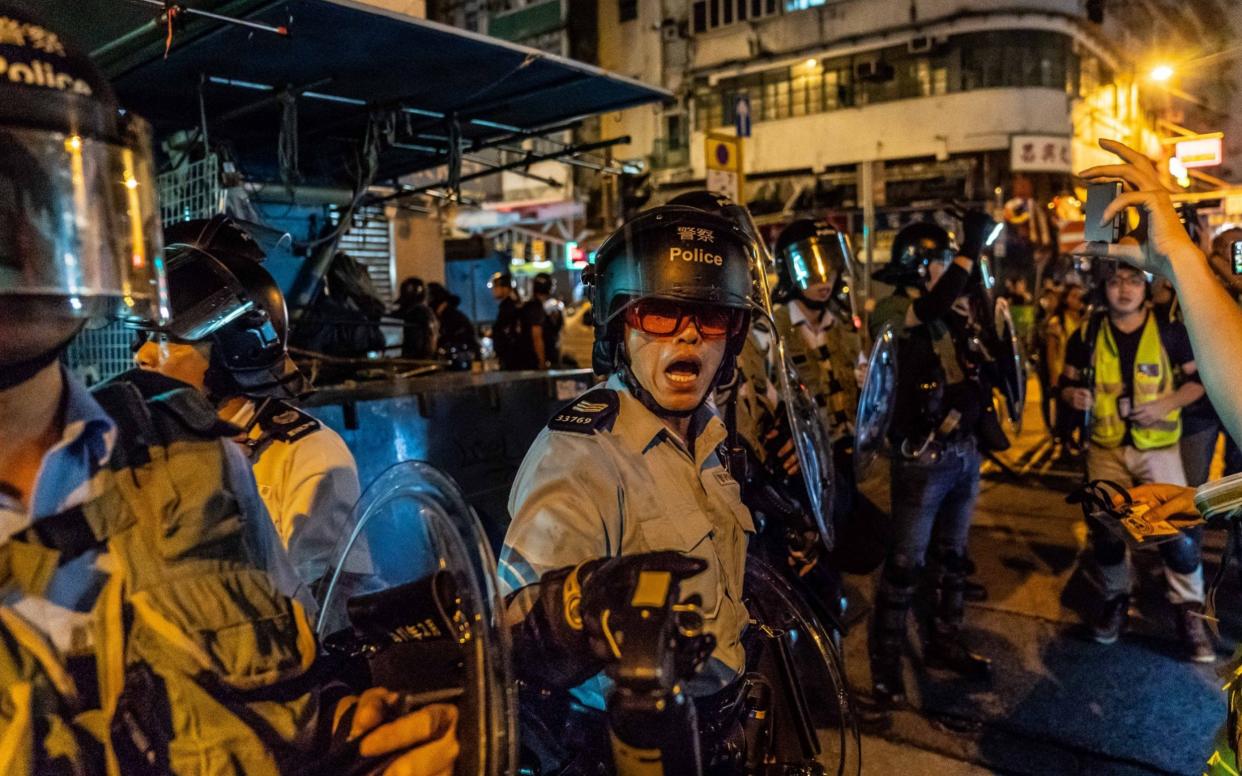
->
[624, 298, 745, 339]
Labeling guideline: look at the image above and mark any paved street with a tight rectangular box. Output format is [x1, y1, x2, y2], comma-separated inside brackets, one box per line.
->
[841, 383, 1234, 775]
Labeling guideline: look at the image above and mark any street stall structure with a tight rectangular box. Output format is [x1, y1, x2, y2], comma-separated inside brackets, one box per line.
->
[57, 0, 670, 515]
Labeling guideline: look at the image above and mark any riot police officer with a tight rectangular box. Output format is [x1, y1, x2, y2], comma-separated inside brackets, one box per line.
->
[132, 215, 361, 587]
[499, 205, 760, 772]
[773, 220, 862, 441]
[867, 214, 996, 707]
[0, 9, 455, 773]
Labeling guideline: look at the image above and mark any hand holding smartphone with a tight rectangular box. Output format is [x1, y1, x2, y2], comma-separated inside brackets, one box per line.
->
[1084, 182, 1123, 244]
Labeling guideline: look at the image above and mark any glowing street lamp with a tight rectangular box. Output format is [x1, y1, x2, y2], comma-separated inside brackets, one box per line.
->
[1150, 64, 1175, 83]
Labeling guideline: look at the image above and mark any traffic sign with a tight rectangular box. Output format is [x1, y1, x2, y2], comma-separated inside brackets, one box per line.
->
[734, 94, 752, 138]
[705, 132, 744, 204]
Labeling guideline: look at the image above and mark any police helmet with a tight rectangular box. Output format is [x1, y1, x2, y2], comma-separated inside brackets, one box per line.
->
[589, 204, 759, 377]
[0, 4, 163, 324]
[532, 272, 555, 297]
[775, 219, 854, 308]
[664, 189, 775, 314]
[150, 216, 303, 398]
[873, 221, 956, 287]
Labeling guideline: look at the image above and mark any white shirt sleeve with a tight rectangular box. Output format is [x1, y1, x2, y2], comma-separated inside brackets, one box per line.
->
[263, 426, 362, 588]
[218, 438, 319, 617]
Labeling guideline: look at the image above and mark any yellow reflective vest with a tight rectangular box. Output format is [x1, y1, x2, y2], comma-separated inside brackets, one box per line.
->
[0, 378, 320, 776]
[1090, 314, 1181, 450]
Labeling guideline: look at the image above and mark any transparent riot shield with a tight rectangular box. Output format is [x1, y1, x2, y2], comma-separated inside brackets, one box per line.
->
[742, 556, 860, 776]
[993, 297, 1025, 429]
[854, 322, 898, 481]
[719, 203, 835, 550]
[316, 461, 516, 776]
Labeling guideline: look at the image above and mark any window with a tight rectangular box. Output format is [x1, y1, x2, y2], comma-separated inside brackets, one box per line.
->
[618, 0, 637, 22]
[785, 0, 825, 9]
[690, 30, 1081, 129]
[691, 0, 779, 33]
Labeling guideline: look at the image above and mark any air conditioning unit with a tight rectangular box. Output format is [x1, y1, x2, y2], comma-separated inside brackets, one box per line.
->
[907, 35, 945, 54]
[855, 60, 895, 83]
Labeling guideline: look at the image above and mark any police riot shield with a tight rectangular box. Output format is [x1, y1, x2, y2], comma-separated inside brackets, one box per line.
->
[854, 322, 898, 481]
[742, 556, 860, 775]
[316, 461, 516, 776]
[993, 297, 1025, 429]
[718, 202, 836, 550]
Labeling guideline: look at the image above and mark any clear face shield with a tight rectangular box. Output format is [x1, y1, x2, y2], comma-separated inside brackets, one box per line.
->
[785, 231, 857, 322]
[0, 115, 166, 326]
[715, 204, 837, 550]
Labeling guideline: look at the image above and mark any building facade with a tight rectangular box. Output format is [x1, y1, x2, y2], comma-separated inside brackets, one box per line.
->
[595, 0, 1173, 278]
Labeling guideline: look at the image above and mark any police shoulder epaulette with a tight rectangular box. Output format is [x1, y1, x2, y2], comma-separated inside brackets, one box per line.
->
[547, 388, 619, 435]
[254, 399, 321, 444]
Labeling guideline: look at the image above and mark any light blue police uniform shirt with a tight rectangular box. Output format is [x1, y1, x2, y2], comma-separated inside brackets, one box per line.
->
[500, 374, 755, 709]
[0, 369, 312, 654]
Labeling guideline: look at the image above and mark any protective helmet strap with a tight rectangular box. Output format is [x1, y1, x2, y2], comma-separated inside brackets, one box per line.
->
[0, 332, 80, 391]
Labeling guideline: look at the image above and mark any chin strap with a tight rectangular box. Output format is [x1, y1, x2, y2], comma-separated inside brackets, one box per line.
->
[0, 334, 80, 391]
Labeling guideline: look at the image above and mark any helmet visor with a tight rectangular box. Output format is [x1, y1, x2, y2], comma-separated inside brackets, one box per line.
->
[136, 245, 254, 342]
[785, 233, 853, 292]
[0, 118, 165, 323]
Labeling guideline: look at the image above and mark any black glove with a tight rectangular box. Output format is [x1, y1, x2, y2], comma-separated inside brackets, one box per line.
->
[510, 551, 708, 690]
[958, 208, 997, 263]
[578, 551, 708, 658]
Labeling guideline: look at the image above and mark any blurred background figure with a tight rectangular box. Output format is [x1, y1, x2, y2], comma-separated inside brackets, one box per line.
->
[532, 272, 564, 368]
[394, 276, 439, 360]
[428, 281, 479, 369]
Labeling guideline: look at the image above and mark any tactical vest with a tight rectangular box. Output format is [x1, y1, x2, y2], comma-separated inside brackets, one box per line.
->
[870, 294, 966, 442]
[0, 373, 318, 776]
[774, 304, 861, 439]
[1090, 314, 1181, 450]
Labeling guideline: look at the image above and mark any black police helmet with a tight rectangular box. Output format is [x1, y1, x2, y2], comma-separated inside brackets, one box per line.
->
[0, 4, 163, 331]
[157, 216, 299, 397]
[667, 190, 736, 212]
[775, 219, 853, 302]
[874, 221, 956, 287]
[0, 4, 120, 143]
[589, 205, 758, 376]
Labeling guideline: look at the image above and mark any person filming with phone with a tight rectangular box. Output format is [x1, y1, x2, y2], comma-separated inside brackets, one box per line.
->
[1073, 138, 1242, 772]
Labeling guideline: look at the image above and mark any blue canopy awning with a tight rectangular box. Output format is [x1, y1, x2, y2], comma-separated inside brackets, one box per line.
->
[72, 0, 669, 184]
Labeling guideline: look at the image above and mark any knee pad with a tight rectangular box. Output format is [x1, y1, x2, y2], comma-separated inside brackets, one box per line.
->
[879, 556, 920, 598]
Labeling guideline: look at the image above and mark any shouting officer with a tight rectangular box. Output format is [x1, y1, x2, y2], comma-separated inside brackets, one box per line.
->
[133, 215, 361, 587]
[867, 215, 996, 707]
[499, 205, 759, 770]
[0, 11, 456, 774]
[1059, 261, 1208, 660]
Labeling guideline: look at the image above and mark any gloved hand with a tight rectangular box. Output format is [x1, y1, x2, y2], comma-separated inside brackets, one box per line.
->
[576, 551, 708, 660]
[958, 208, 997, 262]
[511, 551, 708, 689]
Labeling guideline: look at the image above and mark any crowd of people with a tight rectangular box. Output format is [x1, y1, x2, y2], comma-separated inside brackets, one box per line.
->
[391, 270, 569, 372]
[12, 5, 1242, 774]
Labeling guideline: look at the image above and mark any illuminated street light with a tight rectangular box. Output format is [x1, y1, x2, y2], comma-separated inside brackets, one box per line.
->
[1150, 64, 1175, 82]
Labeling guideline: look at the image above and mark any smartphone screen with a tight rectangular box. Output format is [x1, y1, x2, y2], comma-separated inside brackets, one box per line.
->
[1083, 182, 1122, 243]
[1232, 241, 1242, 275]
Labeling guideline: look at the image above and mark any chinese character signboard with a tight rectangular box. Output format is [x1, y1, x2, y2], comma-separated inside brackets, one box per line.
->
[1010, 135, 1072, 173]
[705, 131, 744, 204]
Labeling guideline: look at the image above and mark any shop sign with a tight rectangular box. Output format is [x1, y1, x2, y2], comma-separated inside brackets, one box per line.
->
[1010, 135, 1072, 173]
